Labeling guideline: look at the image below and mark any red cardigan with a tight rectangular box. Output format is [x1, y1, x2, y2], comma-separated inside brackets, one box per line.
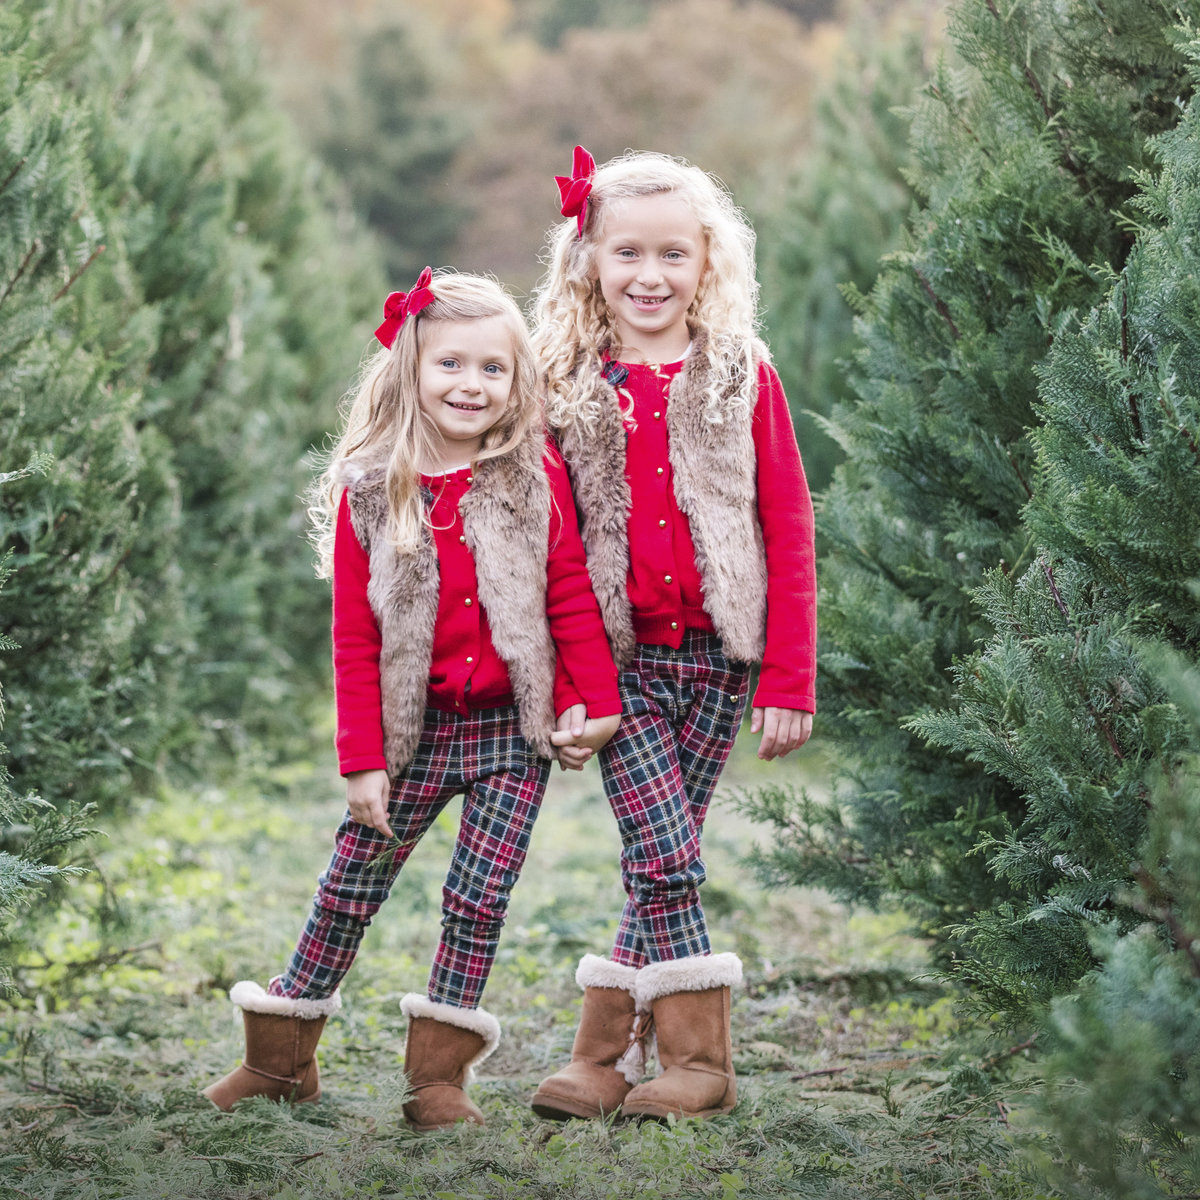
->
[619, 357, 816, 713]
[333, 451, 620, 775]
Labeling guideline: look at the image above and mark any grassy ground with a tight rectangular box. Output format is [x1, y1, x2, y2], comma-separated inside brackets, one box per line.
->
[0, 737, 1058, 1199]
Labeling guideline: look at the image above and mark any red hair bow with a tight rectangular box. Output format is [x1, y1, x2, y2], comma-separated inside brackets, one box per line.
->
[374, 266, 435, 348]
[555, 145, 596, 238]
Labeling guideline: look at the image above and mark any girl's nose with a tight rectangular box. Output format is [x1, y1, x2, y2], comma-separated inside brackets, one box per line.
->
[636, 261, 663, 287]
[460, 370, 482, 393]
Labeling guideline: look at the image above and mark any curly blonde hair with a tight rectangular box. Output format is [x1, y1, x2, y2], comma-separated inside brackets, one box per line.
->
[310, 272, 541, 575]
[532, 150, 763, 426]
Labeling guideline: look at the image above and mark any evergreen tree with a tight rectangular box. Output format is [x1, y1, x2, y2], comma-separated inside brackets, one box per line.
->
[921, 67, 1200, 1192]
[0, 461, 95, 995]
[1036, 661, 1200, 1199]
[0, 2, 184, 810]
[0, 0, 378, 814]
[316, 18, 469, 284]
[737, 0, 1200, 994]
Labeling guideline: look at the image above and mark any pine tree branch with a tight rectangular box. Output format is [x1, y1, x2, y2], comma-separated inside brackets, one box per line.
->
[0, 239, 42, 310]
[913, 267, 960, 339]
[925, 84, 993, 161]
[1006, 446, 1033, 500]
[1130, 869, 1200, 979]
[0, 155, 28, 198]
[984, 0, 1086, 185]
[1120, 284, 1144, 443]
[790, 1066, 848, 1080]
[981, 1035, 1037, 1070]
[1042, 559, 1069, 619]
[1153, 387, 1200, 467]
[53, 243, 106, 300]
[1042, 560, 1125, 761]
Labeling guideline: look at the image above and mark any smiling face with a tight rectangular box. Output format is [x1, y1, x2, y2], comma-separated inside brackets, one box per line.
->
[594, 191, 707, 363]
[416, 315, 515, 472]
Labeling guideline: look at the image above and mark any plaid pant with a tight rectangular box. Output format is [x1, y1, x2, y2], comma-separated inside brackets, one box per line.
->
[269, 705, 549, 1009]
[599, 632, 749, 968]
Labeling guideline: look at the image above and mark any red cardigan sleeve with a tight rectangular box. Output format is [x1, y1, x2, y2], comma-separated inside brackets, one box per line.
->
[331, 491, 388, 775]
[545, 447, 622, 719]
[752, 363, 817, 713]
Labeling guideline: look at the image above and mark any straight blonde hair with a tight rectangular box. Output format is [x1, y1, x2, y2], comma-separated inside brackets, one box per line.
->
[310, 272, 541, 575]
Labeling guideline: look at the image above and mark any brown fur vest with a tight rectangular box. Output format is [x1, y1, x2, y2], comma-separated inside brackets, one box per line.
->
[550, 333, 769, 667]
[342, 435, 557, 774]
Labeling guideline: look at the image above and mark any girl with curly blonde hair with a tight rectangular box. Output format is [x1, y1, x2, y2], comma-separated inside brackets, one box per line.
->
[529, 148, 817, 1124]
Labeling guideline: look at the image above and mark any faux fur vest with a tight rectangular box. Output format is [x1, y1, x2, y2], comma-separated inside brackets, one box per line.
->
[342, 435, 557, 774]
[550, 333, 769, 667]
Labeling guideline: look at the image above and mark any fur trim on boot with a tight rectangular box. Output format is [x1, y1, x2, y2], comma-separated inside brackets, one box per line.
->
[622, 953, 742, 1121]
[530, 955, 649, 1121]
[400, 994, 500, 1132]
[201, 981, 340, 1111]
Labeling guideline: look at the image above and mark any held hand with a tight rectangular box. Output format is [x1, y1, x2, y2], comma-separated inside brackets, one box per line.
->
[346, 768, 393, 838]
[750, 707, 813, 761]
[550, 710, 621, 771]
[551, 704, 589, 771]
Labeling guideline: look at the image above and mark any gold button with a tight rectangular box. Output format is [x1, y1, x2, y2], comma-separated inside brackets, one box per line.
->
[670, 621, 678, 630]
[653, 411, 662, 420]
[464, 597, 473, 606]
[466, 656, 474, 664]
[664, 575, 672, 584]
[466, 475, 473, 483]
[658, 519, 667, 528]
[656, 467, 664, 476]
[459, 534, 466, 543]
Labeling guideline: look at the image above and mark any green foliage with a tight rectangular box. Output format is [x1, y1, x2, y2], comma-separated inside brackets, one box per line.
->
[1034, 662, 1200, 1198]
[0, 461, 96, 996]
[738, 0, 1200, 995]
[0, 0, 378, 815]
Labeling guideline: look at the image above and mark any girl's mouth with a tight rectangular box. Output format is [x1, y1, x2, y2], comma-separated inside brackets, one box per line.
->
[447, 401, 485, 411]
[629, 295, 668, 308]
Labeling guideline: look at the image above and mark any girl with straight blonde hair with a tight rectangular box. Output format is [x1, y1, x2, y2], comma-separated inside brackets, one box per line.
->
[204, 269, 620, 1133]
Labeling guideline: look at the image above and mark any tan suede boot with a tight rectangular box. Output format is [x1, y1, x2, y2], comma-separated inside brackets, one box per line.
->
[620, 952, 742, 1120]
[201, 982, 340, 1111]
[400, 994, 500, 1132]
[530, 955, 649, 1120]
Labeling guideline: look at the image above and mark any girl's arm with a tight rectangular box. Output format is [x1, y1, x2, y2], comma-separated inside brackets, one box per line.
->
[751, 363, 817, 754]
[543, 446, 622, 768]
[332, 492, 389, 776]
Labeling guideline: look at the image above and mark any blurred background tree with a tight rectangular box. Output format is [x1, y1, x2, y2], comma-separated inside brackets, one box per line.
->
[1, 0, 380, 820]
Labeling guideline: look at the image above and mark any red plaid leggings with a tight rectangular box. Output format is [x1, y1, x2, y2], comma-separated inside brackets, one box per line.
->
[269, 705, 548, 1009]
[599, 633, 749, 968]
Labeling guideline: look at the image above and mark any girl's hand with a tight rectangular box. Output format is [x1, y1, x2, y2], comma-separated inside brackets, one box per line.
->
[551, 704, 588, 770]
[750, 707, 812, 760]
[551, 709, 621, 771]
[346, 769, 393, 837]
